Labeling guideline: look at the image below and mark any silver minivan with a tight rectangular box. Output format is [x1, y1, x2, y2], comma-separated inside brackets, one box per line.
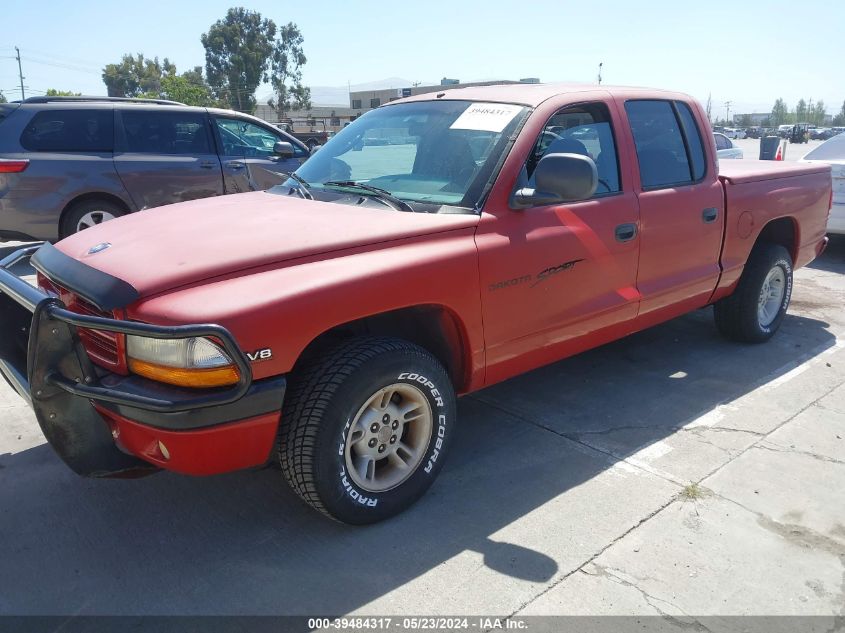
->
[0, 96, 310, 241]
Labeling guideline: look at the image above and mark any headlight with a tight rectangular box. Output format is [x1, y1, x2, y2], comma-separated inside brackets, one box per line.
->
[126, 336, 240, 388]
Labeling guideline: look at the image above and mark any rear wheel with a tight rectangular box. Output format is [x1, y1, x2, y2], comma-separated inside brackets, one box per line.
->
[278, 337, 456, 524]
[61, 199, 126, 238]
[714, 243, 793, 343]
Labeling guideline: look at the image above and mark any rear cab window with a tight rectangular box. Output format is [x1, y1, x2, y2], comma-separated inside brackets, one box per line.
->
[625, 100, 707, 189]
[20, 109, 114, 153]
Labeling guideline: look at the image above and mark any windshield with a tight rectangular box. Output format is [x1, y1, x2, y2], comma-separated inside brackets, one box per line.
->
[804, 133, 845, 161]
[289, 100, 528, 211]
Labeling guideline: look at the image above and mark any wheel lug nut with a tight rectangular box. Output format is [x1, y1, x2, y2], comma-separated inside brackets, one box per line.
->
[370, 423, 380, 433]
[391, 420, 399, 430]
[389, 436, 397, 444]
[378, 444, 386, 453]
[382, 414, 390, 424]
[368, 438, 377, 448]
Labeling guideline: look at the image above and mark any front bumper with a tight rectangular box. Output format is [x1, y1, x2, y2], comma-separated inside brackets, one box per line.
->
[0, 245, 285, 477]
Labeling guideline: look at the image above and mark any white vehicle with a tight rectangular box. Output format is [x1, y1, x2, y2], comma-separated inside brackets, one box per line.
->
[722, 127, 746, 139]
[778, 124, 794, 137]
[714, 132, 743, 159]
[801, 133, 845, 234]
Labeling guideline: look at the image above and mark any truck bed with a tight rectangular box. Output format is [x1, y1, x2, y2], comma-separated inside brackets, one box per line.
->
[718, 159, 830, 184]
[715, 159, 831, 297]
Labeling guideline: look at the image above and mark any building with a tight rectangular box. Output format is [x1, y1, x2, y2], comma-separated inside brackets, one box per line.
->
[253, 103, 360, 133]
[732, 113, 770, 125]
[348, 78, 540, 114]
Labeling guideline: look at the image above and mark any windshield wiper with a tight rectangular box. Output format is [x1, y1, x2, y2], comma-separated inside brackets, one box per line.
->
[322, 180, 414, 212]
[280, 172, 313, 200]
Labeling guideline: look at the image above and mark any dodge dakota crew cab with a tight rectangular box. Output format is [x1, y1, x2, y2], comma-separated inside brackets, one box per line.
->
[0, 84, 832, 524]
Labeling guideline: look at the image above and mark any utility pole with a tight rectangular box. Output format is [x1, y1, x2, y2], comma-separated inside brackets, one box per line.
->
[15, 46, 25, 100]
[597, 62, 603, 85]
[724, 100, 732, 125]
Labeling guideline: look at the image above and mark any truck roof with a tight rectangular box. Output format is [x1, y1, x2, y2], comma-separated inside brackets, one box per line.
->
[396, 82, 693, 108]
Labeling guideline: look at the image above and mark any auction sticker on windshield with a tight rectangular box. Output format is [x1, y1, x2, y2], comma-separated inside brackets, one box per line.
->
[450, 102, 523, 132]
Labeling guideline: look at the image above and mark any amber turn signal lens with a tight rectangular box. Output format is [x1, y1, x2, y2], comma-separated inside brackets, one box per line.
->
[128, 358, 240, 388]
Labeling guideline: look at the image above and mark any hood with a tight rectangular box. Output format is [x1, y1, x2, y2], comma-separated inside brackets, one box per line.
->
[55, 191, 478, 297]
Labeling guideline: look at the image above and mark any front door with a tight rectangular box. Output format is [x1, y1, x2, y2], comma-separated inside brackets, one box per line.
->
[113, 109, 223, 210]
[212, 116, 307, 193]
[476, 101, 641, 384]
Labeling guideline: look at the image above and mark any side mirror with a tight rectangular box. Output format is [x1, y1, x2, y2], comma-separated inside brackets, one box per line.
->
[273, 141, 295, 158]
[512, 153, 597, 208]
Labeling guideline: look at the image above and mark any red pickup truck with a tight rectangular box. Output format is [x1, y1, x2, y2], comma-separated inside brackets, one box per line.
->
[0, 84, 831, 524]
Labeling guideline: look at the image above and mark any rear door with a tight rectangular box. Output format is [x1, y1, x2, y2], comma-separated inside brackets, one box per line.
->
[114, 109, 223, 210]
[211, 115, 308, 193]
[621, 99, 724, 317]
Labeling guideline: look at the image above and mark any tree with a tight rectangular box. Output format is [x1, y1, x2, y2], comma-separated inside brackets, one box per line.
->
[811, 100, 826, 126]
[102, 55, 216, 106]
[201, 8, 276, 113]
[102, 54, 176, 97]
[771, 98, 788, 126]
[833, 101, 845, 127]
[705, 93, 712, 123]
[795, 98, 807, 123]
[739, 114, 753, 127]
[46, 89, 81, 96]
[0, 92, 7, 104]
[267, 22, 311, 119]
[159, 71, 217, 107]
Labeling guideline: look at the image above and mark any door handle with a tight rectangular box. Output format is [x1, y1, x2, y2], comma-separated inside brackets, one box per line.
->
[702, 207, 718, 223]
[226, 161, 245, 170]
[199, 160, 216, 169]
[615, 223, 638, 243]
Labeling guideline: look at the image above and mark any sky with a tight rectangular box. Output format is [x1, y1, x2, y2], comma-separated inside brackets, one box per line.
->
[2, 0, 843, 116]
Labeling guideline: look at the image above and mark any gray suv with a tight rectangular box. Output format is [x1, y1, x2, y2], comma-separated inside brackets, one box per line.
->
[0, 96, 310, 241]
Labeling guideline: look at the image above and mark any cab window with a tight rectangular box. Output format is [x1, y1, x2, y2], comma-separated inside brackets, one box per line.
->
[625, 100, 707, 189]
[527, 102, 621, 196]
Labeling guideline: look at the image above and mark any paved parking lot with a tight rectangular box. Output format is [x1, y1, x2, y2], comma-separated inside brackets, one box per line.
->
[1, 234, 844, 620]
[733, 137, 823, 162]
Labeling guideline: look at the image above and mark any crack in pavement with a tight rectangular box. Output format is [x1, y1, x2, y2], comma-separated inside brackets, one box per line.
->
[753, 441, 845, 467]
[581, 563, 713, 631]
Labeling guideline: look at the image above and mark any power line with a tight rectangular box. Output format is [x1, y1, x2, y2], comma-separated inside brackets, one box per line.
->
[22, 56, 101, 74]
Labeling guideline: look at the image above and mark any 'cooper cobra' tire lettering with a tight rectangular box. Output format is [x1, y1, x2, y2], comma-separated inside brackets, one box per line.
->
[424, 414, 447, 474]
[398, 372, 444, 407]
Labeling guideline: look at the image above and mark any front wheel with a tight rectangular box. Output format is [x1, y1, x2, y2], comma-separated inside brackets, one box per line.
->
[278, 337, 456, 524]
[714, 243, 793, 343]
